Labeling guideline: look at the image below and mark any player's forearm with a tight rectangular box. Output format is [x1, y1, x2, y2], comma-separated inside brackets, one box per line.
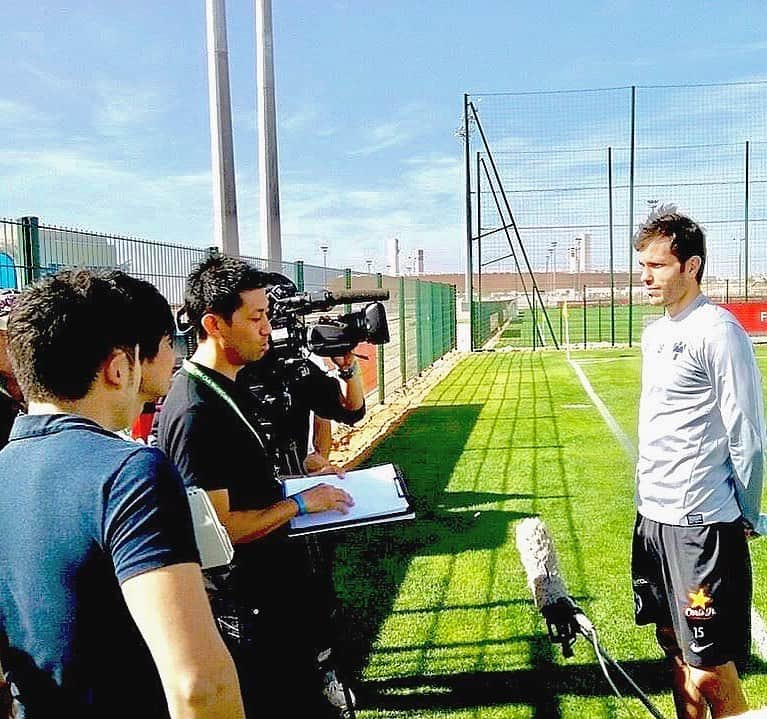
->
[312, 417, 333, 457]
[223, 500, 299, 543]
[340, 364, 365, 411]
[730, 441, 764, 527]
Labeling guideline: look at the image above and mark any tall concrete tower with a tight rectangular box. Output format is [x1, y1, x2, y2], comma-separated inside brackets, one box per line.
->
[387, 237, 400, 276]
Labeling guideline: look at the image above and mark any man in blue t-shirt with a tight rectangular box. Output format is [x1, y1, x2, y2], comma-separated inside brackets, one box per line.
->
[0, 270, 244, 719]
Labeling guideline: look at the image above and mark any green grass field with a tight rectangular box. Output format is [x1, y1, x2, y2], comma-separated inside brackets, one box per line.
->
[332, 346, 767, 718]
[493, 303, 664, 349]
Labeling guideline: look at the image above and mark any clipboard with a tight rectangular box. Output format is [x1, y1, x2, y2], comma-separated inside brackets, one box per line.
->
[281, 462, 415, 537]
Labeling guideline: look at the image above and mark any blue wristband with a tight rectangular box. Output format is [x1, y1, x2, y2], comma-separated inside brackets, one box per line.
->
[291, 493, 307, 516]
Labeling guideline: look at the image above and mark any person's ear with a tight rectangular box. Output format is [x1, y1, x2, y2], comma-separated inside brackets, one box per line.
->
[201, 313, 221, 339]
[686, 255, 702, 278]
[103, 349, 130, 388]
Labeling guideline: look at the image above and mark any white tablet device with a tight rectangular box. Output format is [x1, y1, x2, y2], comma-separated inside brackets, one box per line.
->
[186, 486, 235, 569]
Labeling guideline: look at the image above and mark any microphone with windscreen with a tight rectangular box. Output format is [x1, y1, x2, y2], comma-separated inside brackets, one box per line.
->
[515, 517, 667, 719]
[515, 517, 591, 657]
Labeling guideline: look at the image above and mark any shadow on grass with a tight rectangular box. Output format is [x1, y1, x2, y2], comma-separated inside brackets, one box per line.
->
[332, 401, 540, 675]
[354, 653, 767, 716]
[355, 648, 671, 717]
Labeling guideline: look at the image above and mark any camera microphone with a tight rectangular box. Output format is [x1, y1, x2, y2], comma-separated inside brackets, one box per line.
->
[515, 517, 590, 657]
[325, 288, 390, 304]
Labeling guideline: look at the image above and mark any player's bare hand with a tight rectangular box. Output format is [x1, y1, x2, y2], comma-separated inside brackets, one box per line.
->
[301, 483, 354, 515]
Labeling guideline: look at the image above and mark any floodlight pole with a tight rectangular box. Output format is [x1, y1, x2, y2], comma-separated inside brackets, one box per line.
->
[464, 93, 474, 350]
[320, 244, 328, 288]
[628, 86, 636, 346]
[205, 0, 240, 256]
[256, 0, 282, 269]
[476, 151, 482, 345]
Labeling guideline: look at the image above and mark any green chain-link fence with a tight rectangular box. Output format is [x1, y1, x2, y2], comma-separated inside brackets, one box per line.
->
[0, 216, 457, 401]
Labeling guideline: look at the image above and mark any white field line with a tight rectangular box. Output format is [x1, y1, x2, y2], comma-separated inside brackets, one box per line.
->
[752, 605, 767, 664]
[567, 358, 637, 464]
[568, 357, 767, 662]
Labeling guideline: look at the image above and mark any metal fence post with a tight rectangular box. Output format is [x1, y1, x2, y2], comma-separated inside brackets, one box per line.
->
[344, 268, 352, 314]
[376, 272, 385, 404]
[415, 279, 424, 373]
[476, 150, 482, 349]
[19, 216, 41, 285]
[608, 146, 615, 346]
[628, 85, 636, 347]
[598, 299, 602, 343]
[464, 93, 474, 352]
[583, 285, 587, 349]
[399, 276, 406, 385]
[451, 284, 457, 350]
[745, 140, 750, 301]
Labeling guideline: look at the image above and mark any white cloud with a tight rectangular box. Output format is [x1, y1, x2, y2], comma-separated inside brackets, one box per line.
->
[0, 99, 32, 127]
[348, 120, 413, 157]
[93, 83, 167, 135]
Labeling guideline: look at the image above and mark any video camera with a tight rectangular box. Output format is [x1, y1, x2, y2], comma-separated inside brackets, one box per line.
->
[266, 278, 390, 361]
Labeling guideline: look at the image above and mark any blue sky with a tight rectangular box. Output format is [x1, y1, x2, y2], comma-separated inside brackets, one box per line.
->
[1, 1, 766, 274]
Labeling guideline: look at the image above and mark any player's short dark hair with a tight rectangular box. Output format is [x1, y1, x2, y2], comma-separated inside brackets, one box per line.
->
[184, 255, 271, 339]
[102, 270, 175, 361]
[633, 206, 706, 283]
[8, 269, 171, 402]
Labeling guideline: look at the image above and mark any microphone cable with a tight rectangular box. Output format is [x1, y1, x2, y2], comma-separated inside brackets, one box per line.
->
[575, 615, 666, 719]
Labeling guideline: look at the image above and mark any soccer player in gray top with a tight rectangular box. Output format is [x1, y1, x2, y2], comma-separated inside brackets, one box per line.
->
[632, 207, 765, 719]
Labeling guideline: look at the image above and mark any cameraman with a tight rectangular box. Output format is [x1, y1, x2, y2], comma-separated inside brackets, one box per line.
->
[155, 255, 355, 718]
[236, 308, 367, 709]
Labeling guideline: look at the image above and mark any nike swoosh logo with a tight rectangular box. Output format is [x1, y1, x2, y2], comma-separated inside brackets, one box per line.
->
[689, 642, 714, 653]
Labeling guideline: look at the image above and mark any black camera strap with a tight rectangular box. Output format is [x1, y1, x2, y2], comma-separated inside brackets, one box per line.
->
[182, 360, 267, 453]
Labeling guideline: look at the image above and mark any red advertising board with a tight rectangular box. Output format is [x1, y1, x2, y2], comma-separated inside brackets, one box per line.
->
[720, 302, 767, 335]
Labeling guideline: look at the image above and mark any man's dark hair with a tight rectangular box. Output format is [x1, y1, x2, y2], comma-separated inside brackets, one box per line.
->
[185, 255, 270, 339]
[633, 205, 706, 283]
[8, 269, 171, 402]
[102, 271, 175, 361]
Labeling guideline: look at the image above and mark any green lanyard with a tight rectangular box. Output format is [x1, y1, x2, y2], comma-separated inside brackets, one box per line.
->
[182, 359, 267, 453]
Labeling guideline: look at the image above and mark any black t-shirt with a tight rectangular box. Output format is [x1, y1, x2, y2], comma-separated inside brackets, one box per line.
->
[155, 363, 299, 599]
[157, 363, 278, 510]
[238, 356, 366, 466]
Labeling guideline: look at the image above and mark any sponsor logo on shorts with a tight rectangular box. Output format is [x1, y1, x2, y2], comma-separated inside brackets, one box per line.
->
[686, 513, 704, 525]
[689, 640, 714, 654]
[685, 587, 716, 620]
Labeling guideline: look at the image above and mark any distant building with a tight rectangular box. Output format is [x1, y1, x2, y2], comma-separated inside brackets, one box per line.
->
[568, 233, 592, 273]
[387, 237, 400, 276]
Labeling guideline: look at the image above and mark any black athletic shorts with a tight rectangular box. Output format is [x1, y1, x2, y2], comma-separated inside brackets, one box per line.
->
[631, 514, 751, 669]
